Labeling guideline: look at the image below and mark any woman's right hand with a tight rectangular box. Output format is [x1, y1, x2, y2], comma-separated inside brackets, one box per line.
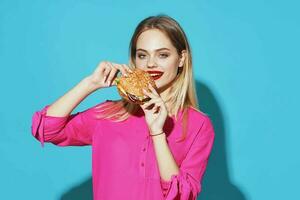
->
[88, 61, 133, 90]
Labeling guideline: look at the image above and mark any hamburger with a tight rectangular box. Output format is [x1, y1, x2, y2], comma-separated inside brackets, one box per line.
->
[113, 68, 158, 105]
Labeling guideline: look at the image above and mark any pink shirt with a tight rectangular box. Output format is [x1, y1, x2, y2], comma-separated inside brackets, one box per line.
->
[31, 100, 215, 200]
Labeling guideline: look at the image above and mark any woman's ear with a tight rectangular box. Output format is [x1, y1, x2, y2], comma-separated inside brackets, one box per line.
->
[179, 50, 187, 67]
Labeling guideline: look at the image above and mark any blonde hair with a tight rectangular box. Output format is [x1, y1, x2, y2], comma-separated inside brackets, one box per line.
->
[95, 14, 205, 142]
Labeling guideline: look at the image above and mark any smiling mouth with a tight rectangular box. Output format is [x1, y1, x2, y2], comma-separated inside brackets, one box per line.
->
[149, 73, 163, 80]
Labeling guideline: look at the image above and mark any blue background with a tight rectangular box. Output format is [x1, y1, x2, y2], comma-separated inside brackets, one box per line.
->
[0, 0, 299, 199]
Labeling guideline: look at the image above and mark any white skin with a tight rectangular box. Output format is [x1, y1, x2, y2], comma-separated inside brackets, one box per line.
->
[89, 28, 186, 134]
[135, 29, 186, 103]
[135, 29, 186, 134]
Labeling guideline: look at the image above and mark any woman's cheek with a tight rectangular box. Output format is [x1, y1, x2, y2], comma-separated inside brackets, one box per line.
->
[135, 60, 146, 67]
[161, 59, 176, 67]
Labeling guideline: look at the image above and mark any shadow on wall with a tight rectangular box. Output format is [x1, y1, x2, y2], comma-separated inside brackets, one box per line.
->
[196, 80, 247, 200]
[60, 177, 93, 200]
[60, 80, 247, 200]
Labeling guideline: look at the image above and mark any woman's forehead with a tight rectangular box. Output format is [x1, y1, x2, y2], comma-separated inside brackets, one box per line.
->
[136, 29, 175, 52]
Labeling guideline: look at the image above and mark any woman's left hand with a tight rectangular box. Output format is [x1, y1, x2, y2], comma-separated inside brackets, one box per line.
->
[140, 84, 168, 135]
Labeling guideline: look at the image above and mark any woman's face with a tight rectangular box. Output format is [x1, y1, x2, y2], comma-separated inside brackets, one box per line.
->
[134, 29, 184, 92]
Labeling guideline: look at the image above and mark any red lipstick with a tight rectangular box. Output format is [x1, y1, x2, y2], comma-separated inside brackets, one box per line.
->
[146, 71, 164, 80]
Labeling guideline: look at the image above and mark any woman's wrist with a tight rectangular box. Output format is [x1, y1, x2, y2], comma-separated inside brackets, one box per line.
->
[151, 131, 166, 141]
[83, 75, 102, 92]
[149, 129, 164, 136]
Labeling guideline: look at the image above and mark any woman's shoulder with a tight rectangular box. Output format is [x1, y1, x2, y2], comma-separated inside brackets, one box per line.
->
[188, 106, 210, 120]
[91, 99, 117, 109]
[188, 106, 214, 136]
[80, 100, 116, 117]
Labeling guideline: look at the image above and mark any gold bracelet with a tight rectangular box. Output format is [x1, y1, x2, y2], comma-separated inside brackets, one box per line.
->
[150, 131, 165, 137]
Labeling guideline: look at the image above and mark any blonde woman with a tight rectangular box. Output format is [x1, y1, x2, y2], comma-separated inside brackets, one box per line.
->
[31, 15, 215, 200]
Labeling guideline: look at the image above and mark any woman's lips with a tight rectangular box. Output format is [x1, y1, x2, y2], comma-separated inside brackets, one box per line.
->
[147, 71, 164, 80]
[152, 74, 163, 80]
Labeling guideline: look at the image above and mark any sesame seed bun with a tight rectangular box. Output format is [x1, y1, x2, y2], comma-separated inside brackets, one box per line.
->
[114, 68, 157, 104]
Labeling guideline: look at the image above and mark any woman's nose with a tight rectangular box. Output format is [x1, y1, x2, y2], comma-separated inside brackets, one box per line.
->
[147, 56, 157, 68]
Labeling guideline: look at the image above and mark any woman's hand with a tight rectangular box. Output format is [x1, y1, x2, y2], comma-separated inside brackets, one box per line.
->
[140, 84, 169, 136]
[88, 61, 132, 90]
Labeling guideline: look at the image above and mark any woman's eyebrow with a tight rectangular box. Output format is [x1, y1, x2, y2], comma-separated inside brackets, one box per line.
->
[136, 48, 170, 52]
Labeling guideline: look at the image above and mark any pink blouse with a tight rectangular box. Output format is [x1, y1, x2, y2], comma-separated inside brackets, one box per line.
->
[31, 100, 215, 200]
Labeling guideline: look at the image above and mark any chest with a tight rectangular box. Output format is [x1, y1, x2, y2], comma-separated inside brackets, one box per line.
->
[92, 116, 196, 178]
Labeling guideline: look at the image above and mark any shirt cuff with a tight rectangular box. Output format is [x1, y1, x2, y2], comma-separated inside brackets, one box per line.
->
[31, 105, 69, 147]
[160, 169, 200, 200]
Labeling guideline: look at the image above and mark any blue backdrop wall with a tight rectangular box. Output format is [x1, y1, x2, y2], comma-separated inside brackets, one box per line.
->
[0, 0, 299, 199]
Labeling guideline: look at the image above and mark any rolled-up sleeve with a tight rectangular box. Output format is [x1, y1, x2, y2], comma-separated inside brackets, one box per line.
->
[31, 102, 103, 147]
[160, 116, 215, 200]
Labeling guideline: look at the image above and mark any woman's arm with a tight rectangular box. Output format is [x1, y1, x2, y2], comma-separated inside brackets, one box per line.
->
[31, 76, 99, 147]
[154, 116, 215, 200]
[46, 61, 132, 117]
[45, 76, 99, 117]
[31, 61, 132, 147]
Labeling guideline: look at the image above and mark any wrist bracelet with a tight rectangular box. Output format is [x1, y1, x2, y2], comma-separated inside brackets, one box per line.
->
[150, 131, 165, 137]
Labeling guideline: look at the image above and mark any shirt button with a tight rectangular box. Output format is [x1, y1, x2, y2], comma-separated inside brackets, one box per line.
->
[142, 148, 146, 152]
[141, 162, 144, 167]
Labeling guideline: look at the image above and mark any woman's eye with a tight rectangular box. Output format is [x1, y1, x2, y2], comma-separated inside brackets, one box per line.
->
[159, 53, 169, 58]
[137, 54, 146, 59]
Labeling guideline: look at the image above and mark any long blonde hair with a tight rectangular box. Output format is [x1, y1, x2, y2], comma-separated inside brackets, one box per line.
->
[95, 14, 204, 142]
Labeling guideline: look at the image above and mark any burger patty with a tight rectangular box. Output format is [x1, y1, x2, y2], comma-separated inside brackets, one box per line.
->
[127, 92, 151, 103]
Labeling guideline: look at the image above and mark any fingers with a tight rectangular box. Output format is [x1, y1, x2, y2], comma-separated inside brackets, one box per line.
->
[110, 62, 132, 77]
[147, 83, 159, 96]
[121, 64, 133, 74]
[152, 104, 161, 113]
[142, 84, 159, 99]
[102, 65, 111, 84]
[141, 99, 162, 115]
[140, 84, 164, 112]
[104, 62, 133, 86]
[105, 67, 118, 86]
[141, 98, 161, 110]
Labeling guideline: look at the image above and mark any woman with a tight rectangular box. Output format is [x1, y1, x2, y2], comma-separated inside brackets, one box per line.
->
[31, 15, 215, 200]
